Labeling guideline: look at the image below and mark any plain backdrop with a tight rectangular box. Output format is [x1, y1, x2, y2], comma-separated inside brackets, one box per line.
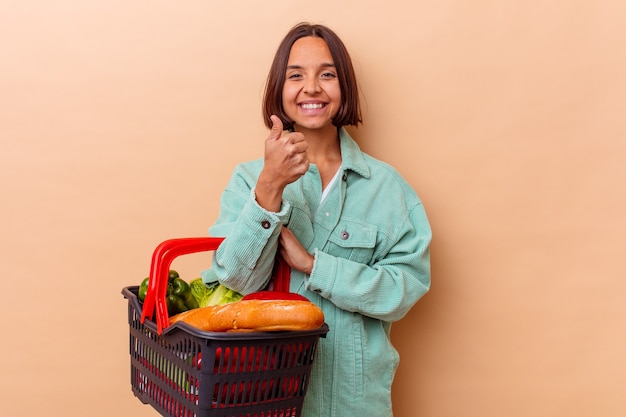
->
[1, 1, 625, 416]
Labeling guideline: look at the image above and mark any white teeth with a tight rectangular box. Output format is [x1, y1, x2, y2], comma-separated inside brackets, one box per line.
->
[301, 103, 324, 109]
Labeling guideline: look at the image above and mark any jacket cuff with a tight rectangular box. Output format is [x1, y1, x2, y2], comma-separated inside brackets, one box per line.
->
[305, 249, 336, 298]
[248, 187, 291, 227]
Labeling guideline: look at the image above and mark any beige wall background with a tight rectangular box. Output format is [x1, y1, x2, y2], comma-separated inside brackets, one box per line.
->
[1, 1, 625, 416]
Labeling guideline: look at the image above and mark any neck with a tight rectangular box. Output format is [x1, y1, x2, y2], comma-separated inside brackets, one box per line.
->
[296, 124, 341, 164]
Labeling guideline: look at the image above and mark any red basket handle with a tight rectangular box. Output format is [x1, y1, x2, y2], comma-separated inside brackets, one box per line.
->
[140, 237, 291, 334]
[271, 254, 291, 292]
[140, 237, 224, 333]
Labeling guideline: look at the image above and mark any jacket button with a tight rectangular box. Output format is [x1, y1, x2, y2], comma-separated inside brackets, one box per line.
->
[341, 231, 349, 240]
[342, 173, 347, 181]
[261, 220, 271, 229]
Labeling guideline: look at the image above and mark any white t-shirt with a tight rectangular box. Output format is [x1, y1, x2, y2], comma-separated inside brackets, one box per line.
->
[320, 166, 342, 204]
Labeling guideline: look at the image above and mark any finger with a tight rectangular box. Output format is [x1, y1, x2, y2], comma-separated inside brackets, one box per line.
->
[279, 226, 289, 243]
[279, 246, 289, 264]
[268, 115, 284, 141]
[284, 132, 308, 153]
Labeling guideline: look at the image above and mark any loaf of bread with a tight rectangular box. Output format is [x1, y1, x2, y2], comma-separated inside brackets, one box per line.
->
[169, 299, 325, 332]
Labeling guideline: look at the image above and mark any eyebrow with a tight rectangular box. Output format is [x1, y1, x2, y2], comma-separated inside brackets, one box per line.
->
[286, 62, 336, 70]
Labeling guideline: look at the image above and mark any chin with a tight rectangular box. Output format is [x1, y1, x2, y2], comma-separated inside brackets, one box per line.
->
[294, 119, 335, 131]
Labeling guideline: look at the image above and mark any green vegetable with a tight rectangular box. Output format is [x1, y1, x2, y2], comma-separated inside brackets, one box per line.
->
[190, 278, 217, 307]
[190, 277, 243, 307]
[137, 270, 198, 315]
[170, 276, 198, 310]
[166, 293, 189, 315]
[138, 277, 149, 302]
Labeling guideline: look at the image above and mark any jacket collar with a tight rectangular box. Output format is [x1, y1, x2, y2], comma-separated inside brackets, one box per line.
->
[339, 127, 370, 179]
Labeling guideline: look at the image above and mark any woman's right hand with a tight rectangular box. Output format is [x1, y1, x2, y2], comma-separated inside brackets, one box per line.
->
[279, 226, 314, 275]
[255, 115, 309, 211]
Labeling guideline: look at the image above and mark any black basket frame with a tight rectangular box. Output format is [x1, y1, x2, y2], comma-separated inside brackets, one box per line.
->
[122, 286, 328, 417]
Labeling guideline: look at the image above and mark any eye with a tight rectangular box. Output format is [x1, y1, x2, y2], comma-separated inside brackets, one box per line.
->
[321, 72, 337, 79]
[287, 72, 302, 80]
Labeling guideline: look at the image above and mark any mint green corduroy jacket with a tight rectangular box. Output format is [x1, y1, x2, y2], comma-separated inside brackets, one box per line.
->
[202, 128, 431, 417]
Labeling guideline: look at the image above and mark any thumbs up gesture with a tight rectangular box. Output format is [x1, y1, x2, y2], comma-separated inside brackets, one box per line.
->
[256, 115, 309, 211]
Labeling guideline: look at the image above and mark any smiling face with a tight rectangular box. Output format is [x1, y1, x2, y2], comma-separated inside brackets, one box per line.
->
[282, 36, 342, 133]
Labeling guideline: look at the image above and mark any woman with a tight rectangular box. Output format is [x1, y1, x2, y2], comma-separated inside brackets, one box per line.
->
[203, 22, 431, 417]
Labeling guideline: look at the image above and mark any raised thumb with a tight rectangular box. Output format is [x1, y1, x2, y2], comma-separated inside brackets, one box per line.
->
[268, 115, 284, 140]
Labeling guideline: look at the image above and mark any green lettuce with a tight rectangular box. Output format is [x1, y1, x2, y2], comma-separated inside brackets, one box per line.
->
[189, 277, 243, 308]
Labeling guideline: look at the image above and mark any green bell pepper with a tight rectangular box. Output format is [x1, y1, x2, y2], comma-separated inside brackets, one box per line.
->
[166, 293, 189, 315]
[168, 276, 199, 311]
[138, 277, 149, 301]
[137, 270, 197, 315]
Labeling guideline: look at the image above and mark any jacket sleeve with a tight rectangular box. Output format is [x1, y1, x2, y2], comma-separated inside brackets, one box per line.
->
[201, 163, 291, 294]
[304, 202, 431, 323]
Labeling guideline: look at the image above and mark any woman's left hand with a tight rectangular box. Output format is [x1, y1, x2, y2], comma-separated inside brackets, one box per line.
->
[279, 226, 314, 274]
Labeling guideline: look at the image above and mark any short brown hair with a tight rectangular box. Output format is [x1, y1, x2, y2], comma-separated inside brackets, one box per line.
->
[262, 23, 362, 130]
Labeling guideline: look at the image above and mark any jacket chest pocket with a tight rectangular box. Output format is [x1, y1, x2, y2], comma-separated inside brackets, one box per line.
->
[326, 221, 377, 264]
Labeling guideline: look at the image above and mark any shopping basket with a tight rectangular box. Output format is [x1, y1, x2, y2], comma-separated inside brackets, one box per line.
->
[122, 237, 328, 417]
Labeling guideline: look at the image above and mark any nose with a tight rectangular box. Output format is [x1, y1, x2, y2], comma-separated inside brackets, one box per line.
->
[304, 77, 321, 94]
